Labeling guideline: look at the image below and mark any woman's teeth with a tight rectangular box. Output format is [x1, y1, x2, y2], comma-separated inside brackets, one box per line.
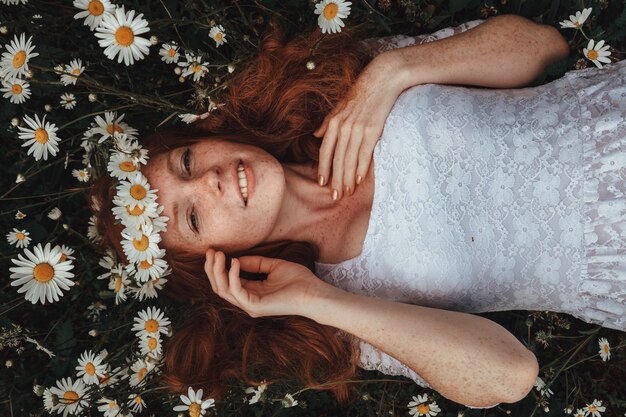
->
[237, 162, 248, 203]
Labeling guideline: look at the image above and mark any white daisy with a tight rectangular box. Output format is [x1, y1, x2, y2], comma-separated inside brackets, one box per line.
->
[129, 276, 168, 301]
[148, 205, 169, 234]
[17, 113, 60, 161]
[73, 0, 115, 31]
[108, 266, 131, 304]
[159, 42, 180, 63]
[92, 111, 139, 144]
[97, 397, 121, 417]
[138, 333, 163, 357]
[94, 5, 151, 66]
[97, 365, 121, 387]
[76, 349, 107, 385]
[6, 228, 31, 248]
[47, 207, 62, 220]
[60, 58, 85, 86]
[179, 112, 210, 124]
[112, 195, 158, 232]
[15, 210, 26, 219]
[96, 248, 117, 279]
[209, 25, 227, 47]
[127, 393, 146, 413]
[281, 393, 298, 408]
[1, 77, 31, 104]
[87, 214, 103, 243]
[116, 172, 158, 211]
[72, 168, 90, 182]
[129, 249, 169, 283]
[42, 387, 58, 413]
[534, 376, 553, 398]
[172, 387, 216, 416]
[598, 337, 610, 361]
[407, 394, 440, 416]
[314, 0, 352, 34]
[15, 173, 26, 183]
[244, 381, 267, 405]
[113, 133, 149, 165]
[131, 306, 171, 339]
[129, 358, 154, 387]
[559, 8, 592, 29]
[583, 399, 606, 417]
[60, 92, 77, 110]
[58, 245, 75, 262]
[9, 242, 75, 304]
[0, 33, 39, 81]
[177, 52, 209, 82]
[87, 300, 107, 320]
[107, 150, 140, 180]
[120, 223, 161, 263]
[583, 39, 612, 69]
[48, 377, 88, 417]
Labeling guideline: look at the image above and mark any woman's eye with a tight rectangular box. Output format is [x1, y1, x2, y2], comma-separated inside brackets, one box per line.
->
[183, 148, 191, 175]
[190, 210, 198, 232]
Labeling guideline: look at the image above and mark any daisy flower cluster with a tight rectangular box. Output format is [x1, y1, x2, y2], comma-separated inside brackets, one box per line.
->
[559, 7, 612, 68]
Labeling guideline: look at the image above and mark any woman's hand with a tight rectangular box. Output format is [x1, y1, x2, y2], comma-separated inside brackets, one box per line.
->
[313, 52, 406, 201]
[204, 248, 325, 318]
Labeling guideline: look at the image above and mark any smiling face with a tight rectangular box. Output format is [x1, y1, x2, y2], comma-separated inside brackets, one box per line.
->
[141, 137, 286, 255]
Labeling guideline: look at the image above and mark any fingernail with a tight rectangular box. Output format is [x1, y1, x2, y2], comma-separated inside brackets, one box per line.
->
[332, 189, 338, 201]
[345, 185, 350, 194]
[356, 175, 362, 185]
[319, 175, 325, 186]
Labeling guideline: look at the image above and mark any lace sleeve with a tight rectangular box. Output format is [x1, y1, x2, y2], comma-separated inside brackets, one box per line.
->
[357, 19, 486, 59]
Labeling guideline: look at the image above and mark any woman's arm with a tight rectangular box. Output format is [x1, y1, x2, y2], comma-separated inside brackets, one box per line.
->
[303, 281, 539, 408]
[379, 14, 570, 90]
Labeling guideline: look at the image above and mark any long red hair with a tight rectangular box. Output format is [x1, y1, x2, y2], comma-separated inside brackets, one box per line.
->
[88, 16, 374, 403]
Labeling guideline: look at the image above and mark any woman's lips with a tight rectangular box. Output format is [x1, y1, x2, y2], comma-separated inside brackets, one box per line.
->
[242, 160, 254, 203]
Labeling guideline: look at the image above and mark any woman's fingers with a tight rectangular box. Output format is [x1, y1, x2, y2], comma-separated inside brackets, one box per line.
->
[344, 123, 363, 195]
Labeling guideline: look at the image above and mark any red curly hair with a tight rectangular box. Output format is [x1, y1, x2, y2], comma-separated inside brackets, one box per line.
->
[88, 16, 375, 403]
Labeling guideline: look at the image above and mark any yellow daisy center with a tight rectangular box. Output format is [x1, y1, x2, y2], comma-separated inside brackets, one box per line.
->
[417, 403, 430, 414]
[35, 128, 49, 144]
[59, 253, 68, 262]
[85, 362, 96, 375]
[130, 184, 147, 200]
[587, 50, 598, 60]
[33, 263, 54, 283]
[603, 345, 609, 352]
[126, 204, 145, 216]
[88, 0, 104, 16]
[115, 26, 134, 47]
[189, 403, 201, 417]
[106, 124, 124, 135]
[589, 405, 597, 413]
[192, 64, 202, 73]
[138, 367, 147, 381]
[107, 400, 117, 409]
[71, 68, 81, 75]
[119, 161, 136, 172]
[145, 319, 159, 333]
[98, 373, 111, 384]
[147, 337, 158, 350]
[168, 48, 176, 57]
[12, 84, 23, 94]
[133, 234, 149, 251]
[114, 276, 122, 292]
[139, 259, 152, 269]
[62, 391, 79, 404]
[15, 232, 25, 240]
[134, 395, 143, 404]
[13, 50, 26, 69]
[215, 32, 223, 41]
[323, 3, 338, 19]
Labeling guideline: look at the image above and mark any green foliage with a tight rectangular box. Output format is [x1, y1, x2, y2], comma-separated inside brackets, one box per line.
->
[1, 0, 625, 416]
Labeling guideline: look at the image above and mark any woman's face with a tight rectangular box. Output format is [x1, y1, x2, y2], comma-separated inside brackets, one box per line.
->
[141, 137, 286, 255]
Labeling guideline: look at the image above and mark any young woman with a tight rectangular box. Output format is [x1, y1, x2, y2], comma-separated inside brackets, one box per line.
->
[89, 14, 625, 409]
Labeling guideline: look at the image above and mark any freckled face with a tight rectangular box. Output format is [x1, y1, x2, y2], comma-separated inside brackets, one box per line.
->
[141, 138, 286, 255]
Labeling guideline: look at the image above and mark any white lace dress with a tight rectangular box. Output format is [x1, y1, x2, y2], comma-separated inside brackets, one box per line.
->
[314, 19, 626, 403]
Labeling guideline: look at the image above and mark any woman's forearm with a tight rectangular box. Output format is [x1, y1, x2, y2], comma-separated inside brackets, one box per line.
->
[383, 14, 570, 90]
[304, 282, 538, 407]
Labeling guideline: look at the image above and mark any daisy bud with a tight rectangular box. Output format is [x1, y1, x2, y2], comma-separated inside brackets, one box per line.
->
[174, 67, 181, 75]
[227, 64, 235, 73]
[243, 34, 250, 41]
[88, 329, 98, 337]
[564, 406, 573, 414]
[62, 223, 69, 231]
[5, 360, 13, 367]
[97, 349, 108, 360]
[361, 393, 370, 401]
[44, 104, 52, 112]
[543, 406, 549, 412]
[179, 76, 185, 83]
[33, 385, 45, 396]
[11, 117, 20, 127]
[47, 207, 62, 220]
[150, 35, 159, 45]
[209, 19, 216, 26]
[0, 26, 7, 35]
[25, 69, 33, 79]
[178, 413, 184, 417]
[457, 412, 465, 417]
[306, 60, 316, 70]
[88, 93, 97, 102]
[15, 173, 25, 183]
